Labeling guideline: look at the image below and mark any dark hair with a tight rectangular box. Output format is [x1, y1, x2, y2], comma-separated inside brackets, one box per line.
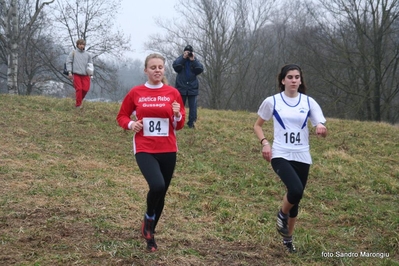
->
[184, 45, 193, 52]
[277, 64, 307, 94]
[144, 53, 168, 85]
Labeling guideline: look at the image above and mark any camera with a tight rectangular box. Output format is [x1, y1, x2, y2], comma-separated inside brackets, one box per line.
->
[188, 52, 193, 57]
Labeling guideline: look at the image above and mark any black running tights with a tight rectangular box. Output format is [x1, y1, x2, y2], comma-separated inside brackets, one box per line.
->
[271, 158, 310, 218]
[135, 152, 176, 229]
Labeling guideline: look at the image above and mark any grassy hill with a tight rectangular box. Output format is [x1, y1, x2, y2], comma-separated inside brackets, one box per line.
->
[0, 94, 398, 266]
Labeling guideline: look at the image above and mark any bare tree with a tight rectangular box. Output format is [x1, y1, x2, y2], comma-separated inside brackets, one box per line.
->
[302, 0, 399, 122]
[244, 1, 313, 110]
[52, 0, 130, 58]
[0, 0, 54, 94]
[17, 3, 60, 95]
[146, 0, 276, 110]
[50, 0, 131, 97]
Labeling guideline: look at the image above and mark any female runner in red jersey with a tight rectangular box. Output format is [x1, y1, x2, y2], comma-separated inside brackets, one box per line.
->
[117, 53, 185, 252]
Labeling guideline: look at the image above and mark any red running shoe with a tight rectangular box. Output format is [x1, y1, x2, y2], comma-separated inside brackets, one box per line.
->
[146, 236, 158, 252]
[141, 215, 155, 240]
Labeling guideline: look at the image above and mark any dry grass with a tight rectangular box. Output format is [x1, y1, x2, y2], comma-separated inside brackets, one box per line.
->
[0, 95, 398, 266]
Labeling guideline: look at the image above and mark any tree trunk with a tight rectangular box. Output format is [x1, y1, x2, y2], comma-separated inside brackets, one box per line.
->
[4, 0, 55, 95]
[7, 0, 19, 94]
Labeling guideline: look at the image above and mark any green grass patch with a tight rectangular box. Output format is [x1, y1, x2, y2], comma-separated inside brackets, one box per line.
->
[0, 95, 398, 265]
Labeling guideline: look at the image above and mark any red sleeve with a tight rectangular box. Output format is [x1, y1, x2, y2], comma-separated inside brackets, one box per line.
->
[116, 90, 135, 130]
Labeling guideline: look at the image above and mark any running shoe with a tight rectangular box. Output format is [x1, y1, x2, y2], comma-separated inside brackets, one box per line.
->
[141, 215, 155, 240]
[283, 240, 297, 253]
[146, 236, 158, 252]
[276, 212, 289, 237]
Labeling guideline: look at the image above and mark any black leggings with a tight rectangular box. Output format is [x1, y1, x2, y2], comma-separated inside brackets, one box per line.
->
[135, 152, 176, 229]
[271, 158, 310, 218]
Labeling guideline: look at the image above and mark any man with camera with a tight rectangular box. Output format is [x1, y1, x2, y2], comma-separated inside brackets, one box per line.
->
[173, 45, 204, 129]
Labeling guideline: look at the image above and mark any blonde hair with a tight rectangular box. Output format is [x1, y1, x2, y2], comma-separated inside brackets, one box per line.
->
[144, 53, 168, 85]
[76, 39, 86, 46]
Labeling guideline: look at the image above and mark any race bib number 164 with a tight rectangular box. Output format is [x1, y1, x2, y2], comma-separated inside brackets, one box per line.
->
[142, 118, 169, 136]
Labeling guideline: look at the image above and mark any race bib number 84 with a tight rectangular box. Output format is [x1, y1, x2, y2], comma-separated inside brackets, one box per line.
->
[143, 117, 169, 136]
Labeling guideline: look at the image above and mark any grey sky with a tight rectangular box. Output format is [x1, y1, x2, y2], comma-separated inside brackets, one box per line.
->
[117, 0, 178, 61]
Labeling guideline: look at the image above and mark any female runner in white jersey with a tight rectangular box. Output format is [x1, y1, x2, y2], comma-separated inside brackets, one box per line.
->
[254, 64, 327, 253]
[117, 53, 186, 252]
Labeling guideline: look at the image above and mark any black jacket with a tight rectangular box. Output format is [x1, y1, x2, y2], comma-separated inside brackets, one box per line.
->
[172, 55, 204, 96]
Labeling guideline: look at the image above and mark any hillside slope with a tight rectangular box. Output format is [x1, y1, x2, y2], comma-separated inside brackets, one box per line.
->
[0, 95, 398, 266]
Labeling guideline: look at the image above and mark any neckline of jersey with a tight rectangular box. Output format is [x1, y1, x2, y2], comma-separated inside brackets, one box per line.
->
[280, 92, 301, 107]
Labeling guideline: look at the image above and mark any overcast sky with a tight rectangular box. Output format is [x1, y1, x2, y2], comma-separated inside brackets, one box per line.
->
[117, 0, 179, 61]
